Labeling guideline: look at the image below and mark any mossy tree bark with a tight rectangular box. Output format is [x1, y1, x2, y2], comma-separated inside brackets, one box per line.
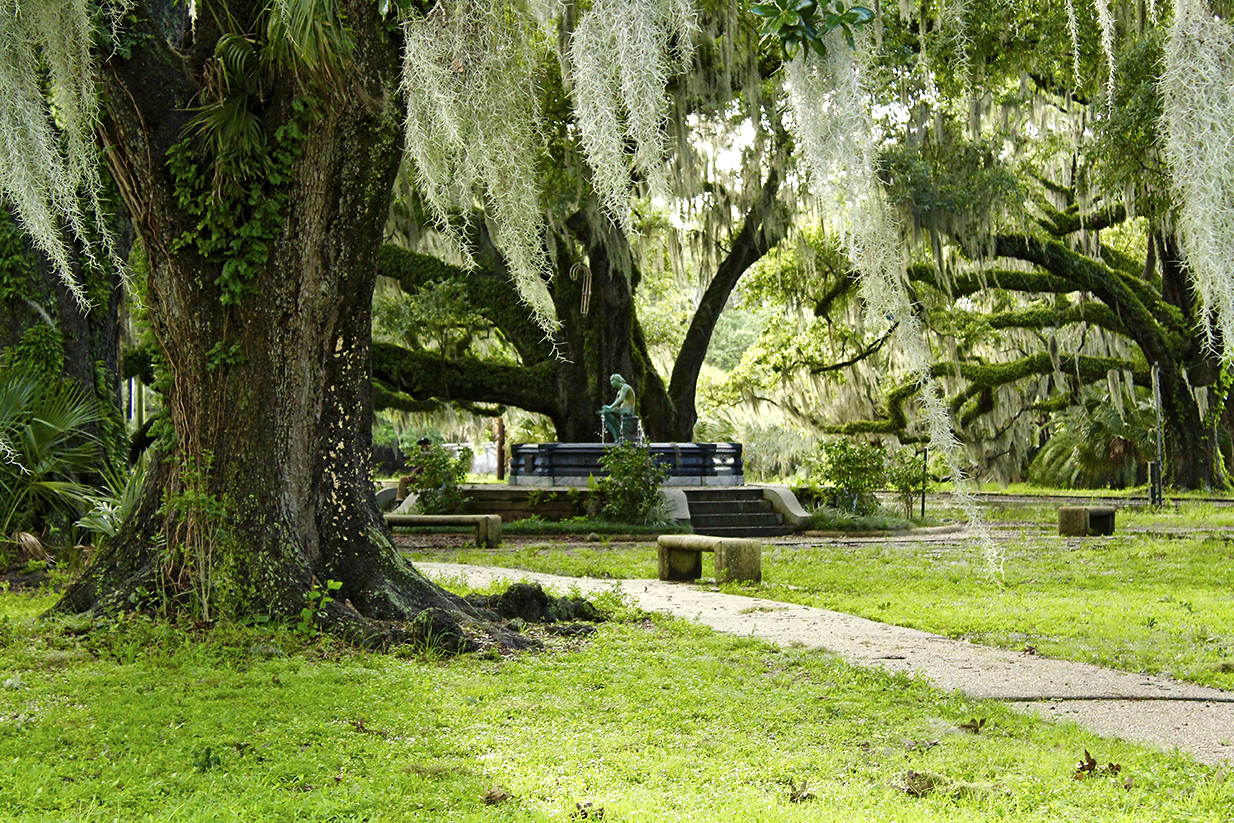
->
[810, 203, 1224, 489]
[54, 0, 508, 644]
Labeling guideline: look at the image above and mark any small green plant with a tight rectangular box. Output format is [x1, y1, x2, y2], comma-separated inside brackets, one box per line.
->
[885, 446, 929, 519]
[594, 442, 669, 525]
[296, 578, 342, 636]
[816, 439, 885, 514]
[158, 454, 229, 622]
[404, 444, 472, 514]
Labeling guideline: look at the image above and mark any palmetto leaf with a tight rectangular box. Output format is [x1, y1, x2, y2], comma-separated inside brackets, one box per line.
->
[0, 365, 101, 537]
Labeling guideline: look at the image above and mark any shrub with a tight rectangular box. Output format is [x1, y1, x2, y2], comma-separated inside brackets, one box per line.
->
[0, 364, 101, 560]
[885, 446, 928, 519]
[816, 439, 885, 514]
[594, 442, 669, 525]
[405, 443, 472, 514]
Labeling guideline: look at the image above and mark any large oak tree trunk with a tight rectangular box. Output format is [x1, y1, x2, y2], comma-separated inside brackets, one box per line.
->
[55, 0, 507, 645]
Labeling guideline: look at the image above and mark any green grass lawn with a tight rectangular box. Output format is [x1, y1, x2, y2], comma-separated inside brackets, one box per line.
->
[403, 502, 1234, 690]
[3, 498, 1234, 820]
[0, 596, 1230, 821]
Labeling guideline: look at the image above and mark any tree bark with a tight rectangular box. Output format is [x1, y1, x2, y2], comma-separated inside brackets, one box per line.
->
[54, 0, 515, 646]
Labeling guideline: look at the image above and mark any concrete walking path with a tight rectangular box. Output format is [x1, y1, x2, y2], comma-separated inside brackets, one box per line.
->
[419, 562, 1234, 766]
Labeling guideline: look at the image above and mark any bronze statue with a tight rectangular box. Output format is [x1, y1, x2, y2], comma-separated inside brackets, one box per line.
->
[599, 373, 639, 442]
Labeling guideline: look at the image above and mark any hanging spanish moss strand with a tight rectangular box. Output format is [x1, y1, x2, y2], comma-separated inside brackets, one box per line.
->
[567, 0, 697, 232]
[785, 32, 1002, 577]
[0, 0, 127, 307]
[1162, 0, 1234, 359]
[939, 0, 973, 83]
[1066, 0, 1081, 85]
[400, 0, 559, 333]
[1094, 0, 1117, 110]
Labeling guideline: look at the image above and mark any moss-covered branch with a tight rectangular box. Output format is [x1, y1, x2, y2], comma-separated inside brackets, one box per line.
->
[371, 343, 557, 417]
[377, 244, 553, 365]
[828, 353, 1145, 437]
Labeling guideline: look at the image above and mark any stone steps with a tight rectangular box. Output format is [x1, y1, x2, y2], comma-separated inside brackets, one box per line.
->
[683, 487, 795, 538]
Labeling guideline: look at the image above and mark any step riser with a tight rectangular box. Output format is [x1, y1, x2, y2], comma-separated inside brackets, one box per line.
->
[683, 486, 796, 538]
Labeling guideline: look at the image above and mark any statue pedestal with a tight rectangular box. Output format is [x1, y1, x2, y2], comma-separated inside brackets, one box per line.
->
[508, 442, 743, 487]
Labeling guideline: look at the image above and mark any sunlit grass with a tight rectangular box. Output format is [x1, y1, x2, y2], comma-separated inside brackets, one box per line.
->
[0, 608, 1229, 820]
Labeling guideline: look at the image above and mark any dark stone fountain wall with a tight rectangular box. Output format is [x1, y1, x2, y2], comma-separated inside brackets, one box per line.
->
[508, 442, 744, 487]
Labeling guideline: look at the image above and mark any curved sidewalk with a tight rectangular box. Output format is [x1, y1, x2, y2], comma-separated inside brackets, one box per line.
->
[420, 562, 1234, 766]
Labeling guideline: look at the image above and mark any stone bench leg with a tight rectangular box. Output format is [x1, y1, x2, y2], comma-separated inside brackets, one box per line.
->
[1059, 506, 1116, 537]
[715, 542, 762, 584]
[658, 545, 703, 581]
[475, 515, 502, 549]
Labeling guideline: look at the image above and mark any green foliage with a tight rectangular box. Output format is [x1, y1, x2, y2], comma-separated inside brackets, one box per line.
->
[167, 100, 308, 310]
[373, 276, 491, 358]
[803, 505, 914, 532]
[592, 443, 669, 526]
[751, 0, 874, 57]
[405, 444, 472, 515]
[1088, 32, 1171, 222]
[76, 463, 147, 555]
[0, 209, 35, 302]
[0, 363, 100, 556]
[884, 446, 928, 519]
[1027, 386, 1154, 490]
[880, 120, 1024, 248]
[2, 324, 64, 382]
[295, 578, 342, 636]
[814, 438, 885, 514]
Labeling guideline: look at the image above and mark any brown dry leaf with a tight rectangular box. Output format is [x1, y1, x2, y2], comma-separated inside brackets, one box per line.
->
[572, 801, 604, 819]
[1073, 749, 1098, 779]
[958, 717, 986, 734]
[482, 785, 511, 805]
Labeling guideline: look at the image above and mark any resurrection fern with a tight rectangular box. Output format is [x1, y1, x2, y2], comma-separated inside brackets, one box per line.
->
[1162, 0, 1234, 359]
[0, 0, 126, 306]
[567, 0, 697, 232]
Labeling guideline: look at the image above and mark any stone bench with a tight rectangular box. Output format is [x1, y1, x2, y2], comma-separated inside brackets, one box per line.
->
[1057, 505, 1116, 537]
[384, 514, 502, 548]
[656, 534, 762, 583]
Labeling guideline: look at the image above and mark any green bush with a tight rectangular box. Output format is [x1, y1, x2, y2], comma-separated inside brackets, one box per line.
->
[0, 364, 101, 560]
[816, 439, 885, 514]
[405, 443, 472, 514]
[594, 442, 669, 525]
[885, 446, 929, 519]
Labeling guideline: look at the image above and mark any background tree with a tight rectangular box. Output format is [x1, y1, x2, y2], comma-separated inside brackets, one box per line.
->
[372, 11, 792, 444]
[711, 0, 1232, 490]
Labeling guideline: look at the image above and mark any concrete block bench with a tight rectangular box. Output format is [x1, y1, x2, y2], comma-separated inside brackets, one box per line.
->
[1057, 505, 1116, 537]
[384, 514, 502, 548]
[656, 534, 762, 583]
